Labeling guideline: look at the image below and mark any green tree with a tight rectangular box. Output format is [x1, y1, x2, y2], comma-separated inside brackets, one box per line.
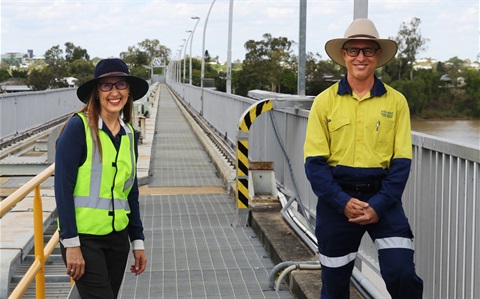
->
[237, 33, 295, 95]
[0, 69, 10, 82]
[203, 50, 215, 76]
[188, 57, 202, 86]
[278, 67, 297, 94]
[463, 69, 480, 117]
[68, 60, 94, 86]
[391, 78, 428, 115]
[10, 69, 28, 79]
[130, 65, 150, 81]
[44, 45, 65, 66]
[120, 39, 170, 68]
[46, 64, 69, 89]
[26, 69, 50, 90]
[27, 46, 69, 90]
[65, 42, 90, 62]
[394, 17, 429, 80]
[305, 52, 342, 96]
[215, 70, 226, 92]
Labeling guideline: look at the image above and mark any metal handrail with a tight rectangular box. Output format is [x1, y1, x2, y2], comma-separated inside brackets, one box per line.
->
[0, 164, 60, 299]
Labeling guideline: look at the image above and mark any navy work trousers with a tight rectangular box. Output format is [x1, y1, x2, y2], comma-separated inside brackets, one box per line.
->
[60, 229, 130, 299]
[315, 192, 423, 299]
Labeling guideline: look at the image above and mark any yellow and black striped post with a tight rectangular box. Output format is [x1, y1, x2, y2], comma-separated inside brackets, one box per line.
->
[235, 99, 273, 226]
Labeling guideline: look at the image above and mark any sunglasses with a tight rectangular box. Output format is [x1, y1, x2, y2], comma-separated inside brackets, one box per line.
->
[98, 80, 129, 92]
[343, 47, 380, 57]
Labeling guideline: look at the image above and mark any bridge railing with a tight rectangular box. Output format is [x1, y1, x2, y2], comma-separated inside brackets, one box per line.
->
[4, 84, 478, 298]
[0, 164, 61, 299]
[168, 80, 480, 299]
[0, 89, 82, 142]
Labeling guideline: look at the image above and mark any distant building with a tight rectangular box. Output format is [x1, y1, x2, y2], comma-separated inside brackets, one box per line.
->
[1, 52, 28, 64]
[65, 77, 78, 88]
[0, 84, 33, 93]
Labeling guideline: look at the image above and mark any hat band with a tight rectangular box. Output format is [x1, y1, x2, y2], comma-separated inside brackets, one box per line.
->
[347, 34, 377, 39]
[98, 71, 129, 78]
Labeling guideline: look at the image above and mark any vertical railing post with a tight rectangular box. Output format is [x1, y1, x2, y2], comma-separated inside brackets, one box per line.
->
[33, 186, 46, 299]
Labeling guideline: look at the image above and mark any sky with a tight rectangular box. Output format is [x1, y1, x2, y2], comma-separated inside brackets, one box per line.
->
[1, 0, 479, 65]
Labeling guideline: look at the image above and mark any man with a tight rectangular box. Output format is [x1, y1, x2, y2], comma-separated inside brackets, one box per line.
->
[304, 18, 423, 298]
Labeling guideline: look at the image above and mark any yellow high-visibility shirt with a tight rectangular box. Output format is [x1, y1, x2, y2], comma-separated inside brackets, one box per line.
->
[304, 80, 412, 168]
[304, 76, 412, 216]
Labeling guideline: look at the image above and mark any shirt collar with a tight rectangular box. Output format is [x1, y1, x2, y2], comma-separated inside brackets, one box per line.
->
[98, 116, 126, 136]
[337, 74, 387, 97]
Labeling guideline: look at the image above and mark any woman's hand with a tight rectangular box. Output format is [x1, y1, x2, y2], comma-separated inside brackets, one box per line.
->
[130, 250, 147, 276]
[66, 247, 85, 280]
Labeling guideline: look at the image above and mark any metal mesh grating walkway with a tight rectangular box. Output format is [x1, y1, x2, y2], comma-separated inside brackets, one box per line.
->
[148, 87, 223, 188]
[118, 86, 292, 299]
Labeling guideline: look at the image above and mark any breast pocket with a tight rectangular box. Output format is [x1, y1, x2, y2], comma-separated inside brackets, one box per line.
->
[370, 119, 395, 157]
[327, 118, 351, 155]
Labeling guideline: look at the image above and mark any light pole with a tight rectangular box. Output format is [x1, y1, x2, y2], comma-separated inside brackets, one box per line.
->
[298, 0, 306, 96]
[188, 16, 201, 85]
[226, 0, 234, 94]
[181, 40, 188, 83]
[200, 0, 216, 115]
[176, 49, 182, 82]
[353, 0, 368, 18]
[178, 44, 186, 83]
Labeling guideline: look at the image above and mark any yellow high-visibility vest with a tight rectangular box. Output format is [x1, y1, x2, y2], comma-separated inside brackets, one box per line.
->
[73, 113, 136, 235]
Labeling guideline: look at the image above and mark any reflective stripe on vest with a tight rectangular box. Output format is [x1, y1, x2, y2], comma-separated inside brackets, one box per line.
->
[123, 121, 135, 192]
[73, 113, 136, 235]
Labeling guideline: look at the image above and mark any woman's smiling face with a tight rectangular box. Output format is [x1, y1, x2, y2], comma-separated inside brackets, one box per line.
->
[97, 77, 130, 116]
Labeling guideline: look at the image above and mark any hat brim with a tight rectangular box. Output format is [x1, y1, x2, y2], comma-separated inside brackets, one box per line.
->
[76, 74, 149, 103]
[325, 38, 398, 68]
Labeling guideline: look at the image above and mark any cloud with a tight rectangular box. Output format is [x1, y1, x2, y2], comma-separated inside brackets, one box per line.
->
[1, 0, 478, 62]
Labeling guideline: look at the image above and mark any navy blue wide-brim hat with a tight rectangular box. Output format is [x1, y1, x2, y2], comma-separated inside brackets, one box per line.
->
[76, 58, 149, 103]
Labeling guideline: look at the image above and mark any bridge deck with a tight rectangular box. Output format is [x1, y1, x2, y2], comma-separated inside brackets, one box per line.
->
[117, 85, 292, 298]
[1, 84, 365, 299]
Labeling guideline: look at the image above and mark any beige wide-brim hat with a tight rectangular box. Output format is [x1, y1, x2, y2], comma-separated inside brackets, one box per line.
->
[325, 18, 398, 68]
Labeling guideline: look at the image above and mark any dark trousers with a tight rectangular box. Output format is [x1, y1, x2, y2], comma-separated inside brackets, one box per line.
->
[315, 193, 423, 299]
[61, 229, 130, 299]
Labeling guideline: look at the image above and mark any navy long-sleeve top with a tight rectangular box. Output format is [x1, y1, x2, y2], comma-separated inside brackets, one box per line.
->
[54, 114, 144, 249]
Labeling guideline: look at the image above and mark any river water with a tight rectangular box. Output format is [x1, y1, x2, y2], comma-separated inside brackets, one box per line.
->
[410, 119, 479, 149]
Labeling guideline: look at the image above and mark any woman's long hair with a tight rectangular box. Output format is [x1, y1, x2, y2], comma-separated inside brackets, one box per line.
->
[57, 85, 134, 161]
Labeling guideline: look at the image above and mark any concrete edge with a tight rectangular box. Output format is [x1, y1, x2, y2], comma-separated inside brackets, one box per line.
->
[137, 83, 160, 187]
[248, 203, 320, 299]
[0, 249, 21, 299]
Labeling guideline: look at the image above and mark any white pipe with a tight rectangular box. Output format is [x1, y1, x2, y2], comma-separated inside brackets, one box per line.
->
[275, 265, 297, 291]
[352, 268, 388, 299]
[275, 263, 322, 291]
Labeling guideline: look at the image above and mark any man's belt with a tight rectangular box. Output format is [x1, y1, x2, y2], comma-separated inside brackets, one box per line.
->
[340, 181, 382, 193]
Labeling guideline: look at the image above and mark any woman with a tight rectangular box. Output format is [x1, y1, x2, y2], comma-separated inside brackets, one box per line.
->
[54, 58, 148, 299]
